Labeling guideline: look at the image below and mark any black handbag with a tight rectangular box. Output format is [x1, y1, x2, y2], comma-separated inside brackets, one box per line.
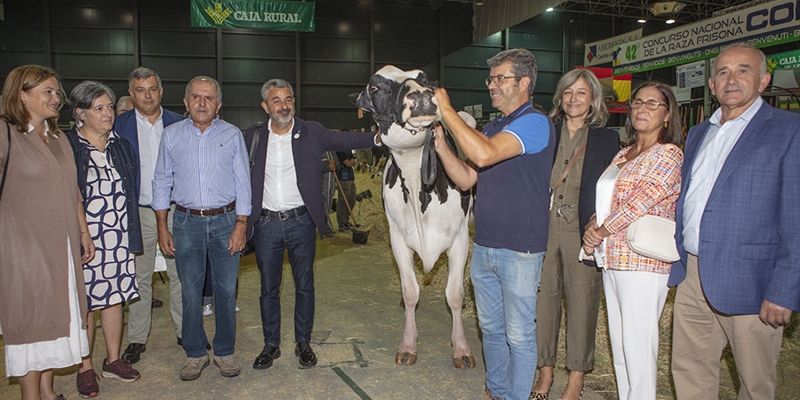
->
[0, 121, 10, 199]
[241, 124, 262, 256]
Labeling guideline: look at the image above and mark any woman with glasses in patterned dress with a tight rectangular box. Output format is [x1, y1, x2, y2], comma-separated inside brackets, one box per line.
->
[582, 81, 683, 400]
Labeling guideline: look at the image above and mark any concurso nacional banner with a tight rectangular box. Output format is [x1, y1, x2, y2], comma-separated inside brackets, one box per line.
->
[613, 0, 800, 75]
[191, 0, 315, 32]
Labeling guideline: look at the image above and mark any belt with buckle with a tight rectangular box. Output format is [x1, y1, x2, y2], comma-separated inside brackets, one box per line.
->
[176, 201, 236, 217]
[261, 205, 307, 220]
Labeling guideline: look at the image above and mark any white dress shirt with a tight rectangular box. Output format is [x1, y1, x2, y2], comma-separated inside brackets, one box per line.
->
[262, 119, 305, 211]
[135, 108, 164, 206]
[682, 97, 763, 254]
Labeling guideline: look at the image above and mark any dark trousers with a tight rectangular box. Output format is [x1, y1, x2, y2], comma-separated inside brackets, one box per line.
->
[253, 211, 317, 346]
[336, 179, 356, 227]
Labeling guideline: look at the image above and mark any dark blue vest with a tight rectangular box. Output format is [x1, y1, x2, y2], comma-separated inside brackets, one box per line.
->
[473, 102, 555, 254]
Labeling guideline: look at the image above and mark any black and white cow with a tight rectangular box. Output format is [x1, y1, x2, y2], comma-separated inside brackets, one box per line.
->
[355, 65, 475, 369]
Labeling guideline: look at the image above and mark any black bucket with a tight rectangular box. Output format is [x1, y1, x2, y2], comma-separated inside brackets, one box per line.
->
[352, 228, 370, 244]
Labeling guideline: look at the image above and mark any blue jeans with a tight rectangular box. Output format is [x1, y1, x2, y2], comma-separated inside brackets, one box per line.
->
[253, 211, 317, 346]
[471, 244, 544, 400]
[173, 208, 240, 358]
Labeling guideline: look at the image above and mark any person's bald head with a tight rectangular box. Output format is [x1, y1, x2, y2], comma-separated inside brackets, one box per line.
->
[116, 95, 134, 115]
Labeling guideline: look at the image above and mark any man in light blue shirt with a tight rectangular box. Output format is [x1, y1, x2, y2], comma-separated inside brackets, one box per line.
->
[152, 76, 251, 382]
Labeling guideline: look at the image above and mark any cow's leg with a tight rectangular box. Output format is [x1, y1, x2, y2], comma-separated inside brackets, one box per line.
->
[446, 228, 475, 369]
[392, 237, 419, 366]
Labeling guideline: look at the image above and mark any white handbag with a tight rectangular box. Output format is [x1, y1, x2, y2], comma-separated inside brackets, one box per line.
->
[626, 215, 680, 263]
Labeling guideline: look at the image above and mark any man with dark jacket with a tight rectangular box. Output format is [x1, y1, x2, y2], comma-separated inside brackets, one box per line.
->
[245, 78, 379, 370]
[115, 67, 186, 364]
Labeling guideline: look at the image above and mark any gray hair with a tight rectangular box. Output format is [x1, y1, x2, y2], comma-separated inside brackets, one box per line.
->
[116, 95, 133, 109]
[718, 42, 767, 77]
[128, 67, 162, 91]
[185, 76, 222, 103]
[549, 68, 609, 127]
[260, 78, 294, 102]
[487, 48, 538, 96]
[69, 80, 116, 122]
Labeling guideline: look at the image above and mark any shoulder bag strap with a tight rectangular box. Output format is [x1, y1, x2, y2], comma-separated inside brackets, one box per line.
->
[248, 123, 262, 170]
[0, 121, 10, 199]
[551, 140, 587, 193]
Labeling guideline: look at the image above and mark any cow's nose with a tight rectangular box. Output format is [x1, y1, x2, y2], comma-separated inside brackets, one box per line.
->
[406, 90, 436, 115]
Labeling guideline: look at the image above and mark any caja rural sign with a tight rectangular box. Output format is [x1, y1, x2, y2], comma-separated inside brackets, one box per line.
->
[613, 0, 800, 75]
[191, 0, 315, 32]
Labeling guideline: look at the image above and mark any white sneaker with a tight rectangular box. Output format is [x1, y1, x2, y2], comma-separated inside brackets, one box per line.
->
[235, 302, 240, 313]
[202, 304, 213, 316]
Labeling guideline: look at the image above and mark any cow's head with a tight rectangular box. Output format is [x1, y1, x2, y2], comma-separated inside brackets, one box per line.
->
[355, 65, 438, 136]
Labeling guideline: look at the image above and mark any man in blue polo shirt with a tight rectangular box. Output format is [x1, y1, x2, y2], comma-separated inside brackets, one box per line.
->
[433, 48, 555, 400]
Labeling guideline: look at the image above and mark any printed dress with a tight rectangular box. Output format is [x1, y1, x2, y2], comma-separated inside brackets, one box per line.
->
[79, 132, 139, 310]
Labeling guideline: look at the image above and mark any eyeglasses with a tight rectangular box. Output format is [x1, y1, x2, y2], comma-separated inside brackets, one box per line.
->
[485, 74, 522, 87]
[628, 99, 668, 111]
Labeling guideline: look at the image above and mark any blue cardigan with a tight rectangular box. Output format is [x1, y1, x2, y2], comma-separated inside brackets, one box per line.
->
[67, 128, 143, 253]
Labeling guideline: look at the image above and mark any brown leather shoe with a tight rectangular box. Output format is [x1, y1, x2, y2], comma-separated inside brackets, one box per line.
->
[151, 298, 164, 308]
[180, 355, 210, 381]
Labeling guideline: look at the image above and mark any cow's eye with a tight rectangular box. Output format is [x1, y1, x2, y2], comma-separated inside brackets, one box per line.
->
[369, 85, 379, 94]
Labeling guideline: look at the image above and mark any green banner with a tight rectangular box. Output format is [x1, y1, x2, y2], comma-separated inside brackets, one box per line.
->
[191, 0, 315, 32]
[767, 48, 800, 72]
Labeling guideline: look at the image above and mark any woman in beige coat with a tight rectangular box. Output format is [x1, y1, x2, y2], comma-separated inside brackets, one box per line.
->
[0, 65, 95, 400]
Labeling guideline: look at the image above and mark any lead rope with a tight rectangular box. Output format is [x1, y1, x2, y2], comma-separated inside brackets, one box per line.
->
[420, 127, 437, 186]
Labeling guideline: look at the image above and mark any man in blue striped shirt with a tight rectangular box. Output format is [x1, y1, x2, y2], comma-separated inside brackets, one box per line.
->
[152, 76, 251, 381]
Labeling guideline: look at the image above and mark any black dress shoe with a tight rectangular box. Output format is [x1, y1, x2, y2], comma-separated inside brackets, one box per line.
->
[295, 341, 317, 368]
[122, 343, 146, 364]
[151, 298, 164, 308]
[177, 338, 211, 350]
[253, 345, 281, 370]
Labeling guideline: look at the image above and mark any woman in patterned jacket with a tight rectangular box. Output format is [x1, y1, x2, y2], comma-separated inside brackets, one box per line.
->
[582, 81, 683, 400]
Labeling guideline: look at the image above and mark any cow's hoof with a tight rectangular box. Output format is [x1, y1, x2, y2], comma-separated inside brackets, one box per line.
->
[395, 351, 417, 366]
[452, 354, 476, 369]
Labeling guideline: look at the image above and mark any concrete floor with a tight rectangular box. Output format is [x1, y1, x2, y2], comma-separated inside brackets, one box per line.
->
[0, 234, 603, 400]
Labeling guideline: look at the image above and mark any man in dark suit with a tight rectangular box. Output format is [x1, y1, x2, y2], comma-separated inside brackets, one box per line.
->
[245, 78, 379, 370]
[669, 42, 800, 400]
[115, 67, 187, 364]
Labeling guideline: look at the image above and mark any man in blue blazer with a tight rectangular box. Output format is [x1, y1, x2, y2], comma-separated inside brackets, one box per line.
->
[668, 43, 800, 400]
[245, 78, 379, 371]
[115, 67, 186, 365]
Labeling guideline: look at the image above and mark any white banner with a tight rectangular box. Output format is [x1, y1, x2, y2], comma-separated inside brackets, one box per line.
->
[614, 0, 800, 74]
[584, 29, 642, 66]
[676, 60, 706, 89]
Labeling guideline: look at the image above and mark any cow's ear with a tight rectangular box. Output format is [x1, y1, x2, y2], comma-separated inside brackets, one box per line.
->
[347, 92, 361, 106]
[353, 91, 376, 113]
[415, 72, 429, 85]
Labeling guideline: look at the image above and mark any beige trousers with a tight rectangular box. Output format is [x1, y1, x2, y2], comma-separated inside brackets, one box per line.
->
[536, 224, 603, 371]
[127, 206, 183, 344]
[672, 254, 783, 400]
